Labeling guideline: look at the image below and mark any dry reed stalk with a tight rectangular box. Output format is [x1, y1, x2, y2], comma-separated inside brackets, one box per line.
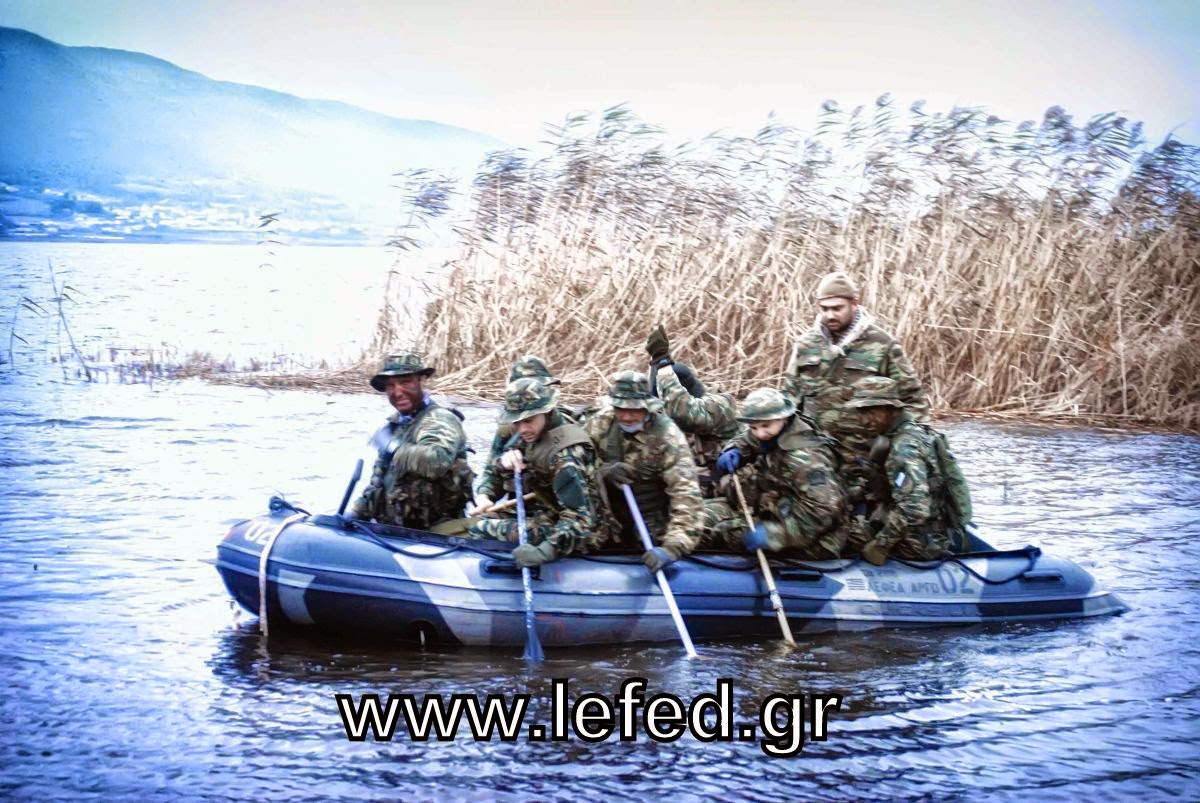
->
[291, 101, 1200, 431]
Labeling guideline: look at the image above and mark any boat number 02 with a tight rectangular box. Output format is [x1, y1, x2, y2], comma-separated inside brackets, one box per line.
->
[935, 564, 977, 595]
[242, 521, 278, 545]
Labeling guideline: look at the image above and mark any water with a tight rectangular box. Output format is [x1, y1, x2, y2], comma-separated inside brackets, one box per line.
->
[2, 243, 1199, 800]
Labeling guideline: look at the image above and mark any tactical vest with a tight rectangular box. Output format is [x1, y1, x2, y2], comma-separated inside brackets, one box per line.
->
[379, 401, 474, 528]
[915, 422, 973, 551]
[602, 418, 671, 518]
[512, 422, 592, 507]
[747, 417, 830, 510]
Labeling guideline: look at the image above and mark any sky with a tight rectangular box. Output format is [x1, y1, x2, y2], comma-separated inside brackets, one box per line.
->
[1, 0, 1197, 147]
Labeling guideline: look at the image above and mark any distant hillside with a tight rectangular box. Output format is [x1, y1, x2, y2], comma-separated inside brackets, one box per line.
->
[0, 26, 505, 242]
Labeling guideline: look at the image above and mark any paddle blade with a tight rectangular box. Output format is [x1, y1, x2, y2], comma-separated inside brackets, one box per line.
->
[523, 618, 545, 662]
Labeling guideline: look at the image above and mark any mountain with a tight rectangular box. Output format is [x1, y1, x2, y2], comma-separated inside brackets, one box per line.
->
[0, 27, 505, 242]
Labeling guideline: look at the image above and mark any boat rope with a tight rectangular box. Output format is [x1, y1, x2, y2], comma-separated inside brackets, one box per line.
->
[341, 518, 500, 560]
[327, 511, 1044, 585]
[892, 546, 1043, 585]
[257, 512, 307, 638]
[269, 495, 310, 516]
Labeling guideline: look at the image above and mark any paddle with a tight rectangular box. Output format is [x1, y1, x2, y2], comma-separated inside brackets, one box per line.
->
[427, 493, 537, 535]
[513, 470, 545, 663]
[337, 458, 364, 516]
[620, 483, 698, 659]
[731, 474, 796, 646]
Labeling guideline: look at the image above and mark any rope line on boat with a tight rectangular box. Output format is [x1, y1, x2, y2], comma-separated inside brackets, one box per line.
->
[257, 512, 306, 639]
[268, 499, 1043, 585]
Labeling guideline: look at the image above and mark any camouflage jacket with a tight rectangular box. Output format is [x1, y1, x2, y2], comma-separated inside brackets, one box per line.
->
[723, 415, 847, 554]
[352, 400, 474, 528]
[582, 404, 705, 559]
[656, 366, 742, 467]
[872, 411, 949, 549]
[476, 406, 579, 502]
[783, 309, 929, 449]
[483, 409, 602, 557]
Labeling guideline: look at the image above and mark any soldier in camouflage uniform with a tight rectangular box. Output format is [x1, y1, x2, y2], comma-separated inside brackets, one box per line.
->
[350, 353, 475, 529]
[469, 355, 572, 515]
[842, 377, 954, 565]
[783, 271, 930, 512]
[702, 388, 849, 559]
[582, 371, 705, 573]
[644, 325, 742, 497]
[467, 378, 602, 567]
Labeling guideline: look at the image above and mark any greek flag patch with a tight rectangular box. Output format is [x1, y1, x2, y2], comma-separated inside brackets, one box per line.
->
[894, 471, 907, 488]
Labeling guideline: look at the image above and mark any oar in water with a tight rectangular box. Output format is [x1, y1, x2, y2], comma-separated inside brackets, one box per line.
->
[731, 474, 796, 646]
[621, 483, 698, 659]
[513, 470, 545, 663]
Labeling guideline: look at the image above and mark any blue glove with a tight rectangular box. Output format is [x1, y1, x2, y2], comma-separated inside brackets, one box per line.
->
[642, 546, 675, 573]
[714, 448, 741, 477]
[742, 523, 769, 552]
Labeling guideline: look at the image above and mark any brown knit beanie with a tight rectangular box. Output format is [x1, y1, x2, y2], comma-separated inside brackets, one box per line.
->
[815, 271, 860, 300]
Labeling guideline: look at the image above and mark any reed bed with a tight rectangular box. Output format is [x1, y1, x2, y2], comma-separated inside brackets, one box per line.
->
[393, 100, 1199, 432]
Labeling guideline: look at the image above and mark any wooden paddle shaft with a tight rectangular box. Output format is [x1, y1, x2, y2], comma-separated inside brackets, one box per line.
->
[732, 473, 797, 646]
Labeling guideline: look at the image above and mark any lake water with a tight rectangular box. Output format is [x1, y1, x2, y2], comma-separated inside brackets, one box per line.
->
[1, 242, 1198, 800]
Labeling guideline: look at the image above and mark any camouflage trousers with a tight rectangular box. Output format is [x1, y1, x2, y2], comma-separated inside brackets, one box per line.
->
[465, 510, 558, 546]
[843, 517, 952, 561]
[699, 499, 847, 560]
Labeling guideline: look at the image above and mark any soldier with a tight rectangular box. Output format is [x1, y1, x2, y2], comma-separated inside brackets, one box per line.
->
[843, 377, 965, 565]
[583, 371, 705, 573]
[350, 352, 475, 529]
[644, 325, 742, 497]
[704, 388, 848, 559]
[467, 378, 602, 568]
[783, 271, 930, 509]
[469, 354, 568, 515]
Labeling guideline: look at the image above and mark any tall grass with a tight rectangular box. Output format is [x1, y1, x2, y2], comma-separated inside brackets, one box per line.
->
[404, 99, 1198, 431]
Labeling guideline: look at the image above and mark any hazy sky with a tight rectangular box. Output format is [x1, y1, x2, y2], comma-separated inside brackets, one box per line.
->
[2, 0, 1196, 145]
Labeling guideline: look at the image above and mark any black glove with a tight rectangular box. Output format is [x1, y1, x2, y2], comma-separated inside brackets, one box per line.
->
[671, 361, 706, 398]
[646, 325, 672, 365]
[600, 461, 636, 487]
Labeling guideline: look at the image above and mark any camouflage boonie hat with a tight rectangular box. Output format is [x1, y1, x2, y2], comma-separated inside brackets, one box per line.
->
[508, 354, 560, 385]
[606, 370, 662, 411]
[499, 377, 559, 424]
[370, 352, 435, 391]
[845, 376, 904, 409]
[737, 388, 797, 422]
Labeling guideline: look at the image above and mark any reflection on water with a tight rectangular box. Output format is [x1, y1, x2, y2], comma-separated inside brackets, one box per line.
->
[1, 243, 1198, 799]
[2, 376, 1197, 800]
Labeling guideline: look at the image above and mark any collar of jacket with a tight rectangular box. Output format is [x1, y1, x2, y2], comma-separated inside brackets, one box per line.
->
[389, 393, 434, 426]
[813, 307, 874, 357]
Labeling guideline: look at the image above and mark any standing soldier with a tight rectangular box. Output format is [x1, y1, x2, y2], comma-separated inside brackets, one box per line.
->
[467, 378, 602, 568]
[843, 377, 969, 565]
[645, 325, 742, 497]
[351, 352, 475, 529]
[469, 354, 570, 515]
[784, 271, 930, 507]
[583, 371, 705, 573]
[704, 388, 849, 559]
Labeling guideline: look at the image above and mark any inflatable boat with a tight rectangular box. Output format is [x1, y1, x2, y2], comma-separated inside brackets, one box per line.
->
[215, 498, 1128, 647]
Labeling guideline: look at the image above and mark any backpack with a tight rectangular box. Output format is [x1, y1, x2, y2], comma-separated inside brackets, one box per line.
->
[919, 424, 974, 551]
